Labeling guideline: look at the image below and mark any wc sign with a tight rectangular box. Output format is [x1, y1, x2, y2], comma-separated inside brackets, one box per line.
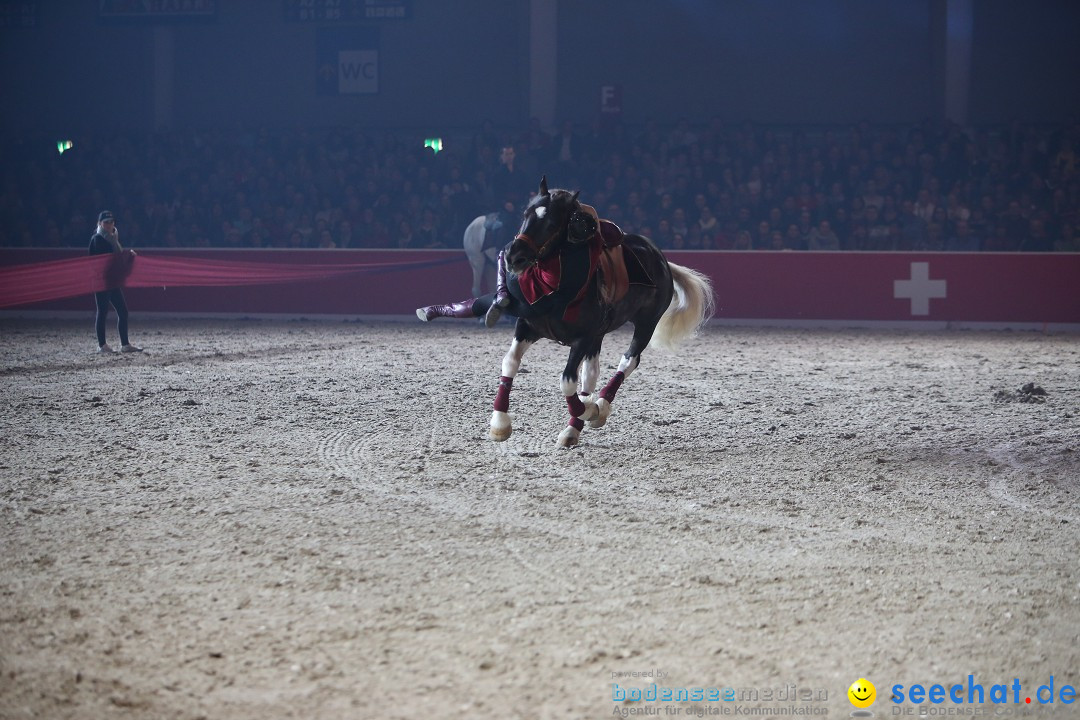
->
[338, 50, 378, 93]
[317, 27, 379, 94]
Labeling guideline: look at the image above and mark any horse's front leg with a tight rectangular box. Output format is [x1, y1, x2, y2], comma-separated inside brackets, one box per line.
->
[580, 354, 600, 399]
[557, 340, 601, 447]
[576, 353, 602, 425]
[489, 330, 535, 441]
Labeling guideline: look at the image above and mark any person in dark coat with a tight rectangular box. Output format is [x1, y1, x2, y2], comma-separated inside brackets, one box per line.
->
[89, 210, 142, 353]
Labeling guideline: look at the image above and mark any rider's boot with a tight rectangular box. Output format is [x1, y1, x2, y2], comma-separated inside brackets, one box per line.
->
[484, 251, 511, 328]
[416, 299, 480, 322]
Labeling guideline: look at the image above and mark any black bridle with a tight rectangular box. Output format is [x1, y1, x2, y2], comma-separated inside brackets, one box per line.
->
[513, 198, 579, 265]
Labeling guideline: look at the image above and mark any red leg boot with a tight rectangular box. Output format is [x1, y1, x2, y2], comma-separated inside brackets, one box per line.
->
[416, 299, 480, 322]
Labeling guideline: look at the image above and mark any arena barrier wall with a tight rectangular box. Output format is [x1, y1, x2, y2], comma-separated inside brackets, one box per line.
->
[2, 248, 1078, 326]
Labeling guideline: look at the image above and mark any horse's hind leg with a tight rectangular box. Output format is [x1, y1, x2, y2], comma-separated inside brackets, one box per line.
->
[557, 339, 602, 447]
[464, 220, 487, 297]
[590, 321, 656, 429]
[470, 258, 484, 299]
[483, 248, 499, 295]
[489, 324, 537, 441]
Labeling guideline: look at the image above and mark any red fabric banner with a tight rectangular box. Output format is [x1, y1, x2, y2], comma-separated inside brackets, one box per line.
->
[2, 248, 1077, 324]
[0, 253, 458, 309]
[0, 254, 117, 308]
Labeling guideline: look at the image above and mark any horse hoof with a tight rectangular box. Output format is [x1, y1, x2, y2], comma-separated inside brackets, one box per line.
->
[490, 411, 512, 441]
[557, 427, 580, 447]
[579, 401, 599, 422]
[587, 398, 611, 429]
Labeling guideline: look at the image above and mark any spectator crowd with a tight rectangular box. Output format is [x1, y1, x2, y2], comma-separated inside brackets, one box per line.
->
[0, 116, 1077, 252]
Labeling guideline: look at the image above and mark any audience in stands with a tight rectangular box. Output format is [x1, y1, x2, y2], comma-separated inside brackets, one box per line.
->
[0, 118, 1077, 252]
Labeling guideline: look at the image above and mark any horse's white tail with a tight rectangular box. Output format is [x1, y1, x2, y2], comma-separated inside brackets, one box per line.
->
[650, 262, 715, 350]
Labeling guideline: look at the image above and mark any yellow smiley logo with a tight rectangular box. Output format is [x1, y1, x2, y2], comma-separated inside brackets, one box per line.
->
[848, 678, 876, 708]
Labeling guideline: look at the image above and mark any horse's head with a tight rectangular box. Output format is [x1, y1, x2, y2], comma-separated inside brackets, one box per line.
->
[504, 176, 586, 274]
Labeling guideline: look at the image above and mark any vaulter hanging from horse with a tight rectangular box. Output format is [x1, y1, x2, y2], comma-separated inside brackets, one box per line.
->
[418, 180, 630, 328]
[417, 176, 714, 447]
[457, 144, 532, 302]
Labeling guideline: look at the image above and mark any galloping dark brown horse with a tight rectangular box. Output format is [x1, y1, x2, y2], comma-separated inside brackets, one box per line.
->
[488, 177, 715, 447]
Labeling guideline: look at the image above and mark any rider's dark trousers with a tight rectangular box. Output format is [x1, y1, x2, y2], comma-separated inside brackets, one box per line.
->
[94, 288, 130, 347]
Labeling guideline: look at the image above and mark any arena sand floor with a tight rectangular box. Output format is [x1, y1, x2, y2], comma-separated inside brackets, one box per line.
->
[1, 317, 1077, 719]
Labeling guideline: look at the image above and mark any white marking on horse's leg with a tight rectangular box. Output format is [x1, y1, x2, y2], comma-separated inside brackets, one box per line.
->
[579, 356, 600, 419]
[490, 338, 533, 441]
[580, 355, 600, 397]
[617, 353, 641, 379]
[503, 338, 532, 378]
